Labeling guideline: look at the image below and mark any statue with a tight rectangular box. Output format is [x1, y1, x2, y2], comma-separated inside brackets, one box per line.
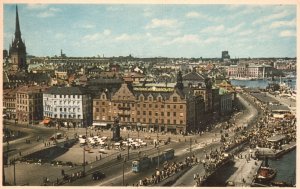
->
[112, 117, 121, 141]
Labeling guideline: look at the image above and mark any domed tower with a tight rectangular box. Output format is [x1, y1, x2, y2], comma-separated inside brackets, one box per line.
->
[9, 5, 27, 74]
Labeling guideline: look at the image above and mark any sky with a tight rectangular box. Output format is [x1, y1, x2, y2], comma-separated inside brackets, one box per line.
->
[3, 4, 297, 58]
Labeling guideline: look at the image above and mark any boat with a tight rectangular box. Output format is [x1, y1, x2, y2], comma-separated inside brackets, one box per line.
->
[256, 166, 277, 182]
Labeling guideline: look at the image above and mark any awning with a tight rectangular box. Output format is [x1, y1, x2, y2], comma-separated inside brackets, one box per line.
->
[93, 122, 107, 127]
[43, 119, 51, 124]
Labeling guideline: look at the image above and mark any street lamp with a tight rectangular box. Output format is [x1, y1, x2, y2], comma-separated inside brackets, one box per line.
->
[13, 158, 16, 185]
[122, 157, 126, 186]
[157, 147, 160, 170]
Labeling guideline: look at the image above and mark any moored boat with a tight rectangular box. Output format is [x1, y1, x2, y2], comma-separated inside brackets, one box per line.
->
[256, 166, 277, 182]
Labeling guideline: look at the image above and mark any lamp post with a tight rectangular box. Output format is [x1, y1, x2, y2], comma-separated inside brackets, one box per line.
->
[13, 158, 16, 185]
[122, 157, 126, 186]
[82, 124, 87, 176]
[137, 128, 140, 159]
[127, 133, 129, 160]
[157, 147, 160, 170]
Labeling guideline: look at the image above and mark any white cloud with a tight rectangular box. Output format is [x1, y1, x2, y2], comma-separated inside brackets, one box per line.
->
[200, 25, 225, 33]
[238, 30, 253, 36]
[54, 33, 65, 39]
[252, 10, 291, 25]
[166, 31, 181, 36]
[185, 11, 222, 22]
[171, 34, 200, 43]
[143, 8, 153, 17]
[279, 30, 296, 37]
[37, 7, 61, 18]
[227, 22, 244, 33]
[82, 30, 112, 41]
[26, 4, 48, 10]
[270, 19, 296, 28]
[115, 33, 142, 41]
[106, 6, 121, 12]
[81, 24, 96, 29]
[203, 37, 219, 44]
[103, 29, 111, 36]
[145, 18, 181, 29]
[186, 11, 201, 18]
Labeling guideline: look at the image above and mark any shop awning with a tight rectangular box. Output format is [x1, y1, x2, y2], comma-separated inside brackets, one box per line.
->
[93, 122, 107, 127]
[43, 119, 51, 124]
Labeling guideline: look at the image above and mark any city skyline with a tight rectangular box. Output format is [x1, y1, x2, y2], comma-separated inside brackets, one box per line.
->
[3, 4, 296, 58]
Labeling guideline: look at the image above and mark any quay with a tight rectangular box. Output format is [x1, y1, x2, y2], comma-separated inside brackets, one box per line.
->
[255, 142, 296, 159]
[225, 151, 263, 186]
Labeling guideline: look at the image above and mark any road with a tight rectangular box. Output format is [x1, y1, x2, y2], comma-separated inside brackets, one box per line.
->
[3, 91, 260, 186]
[3, 121, 59, 160]
[173, 93, 260, 186]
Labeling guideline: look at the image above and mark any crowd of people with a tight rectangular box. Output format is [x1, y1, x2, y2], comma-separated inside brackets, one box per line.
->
[135, 155, 198, 186]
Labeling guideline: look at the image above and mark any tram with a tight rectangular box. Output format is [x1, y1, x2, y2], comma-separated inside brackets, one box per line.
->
[132, 148, 175, 173]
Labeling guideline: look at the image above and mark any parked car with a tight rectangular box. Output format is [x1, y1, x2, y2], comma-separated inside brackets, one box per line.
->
[92, 171, 105, 180]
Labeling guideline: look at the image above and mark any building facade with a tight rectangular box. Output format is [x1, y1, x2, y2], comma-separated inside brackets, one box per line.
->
[43, 86, 92, 128]
[15, 85, 47, 124]
[227, 63, 273, 79]
[3, 88, 18, 120]
[93, 83, 192, 134]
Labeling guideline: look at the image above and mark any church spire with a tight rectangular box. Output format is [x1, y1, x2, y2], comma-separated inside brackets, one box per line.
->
[15, 5, 22, 40]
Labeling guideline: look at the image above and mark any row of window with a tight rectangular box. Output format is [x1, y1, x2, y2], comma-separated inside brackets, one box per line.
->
[51, 94, 82, 99]
[53, 100, 80, 105]
[96, 116, 184, 125]
[94, 101, 185, 109]
[46, 114, 82, 119]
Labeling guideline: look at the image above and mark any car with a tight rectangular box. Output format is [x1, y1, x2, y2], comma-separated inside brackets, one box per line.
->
[92, 171, 105, 180]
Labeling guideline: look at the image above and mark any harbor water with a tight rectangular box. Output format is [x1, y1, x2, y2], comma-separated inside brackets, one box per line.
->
[230, 78, 296, 90]
[268, 149, 296, 186]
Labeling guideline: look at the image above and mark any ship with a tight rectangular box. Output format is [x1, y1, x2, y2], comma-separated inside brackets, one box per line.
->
[256, 166, 277, 182]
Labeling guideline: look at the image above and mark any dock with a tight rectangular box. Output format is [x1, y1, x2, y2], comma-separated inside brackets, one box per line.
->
[225, 154, 263, 186]
[255, 142, 296, 159]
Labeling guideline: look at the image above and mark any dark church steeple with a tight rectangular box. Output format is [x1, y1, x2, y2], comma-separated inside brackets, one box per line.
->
[15, 5, 22, 40]
[9, 5, 27, 74]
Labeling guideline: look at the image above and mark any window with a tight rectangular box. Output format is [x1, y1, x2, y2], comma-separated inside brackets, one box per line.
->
[60, 108, 62, 111]
[155, 104, 158, 108]
[96, 108, 99, 112]
[148, 96, 152, 101]
[102, 109, 105, 113]
[167, 119, 170, 124]
[149, 111, 152, 116]
[149, 118, 152, 123]
[167, 112, 170, 116]
[137, 111, 140, 115]
[180, 105, 183, 109]
[149, 104, 152, 108]
[167, 105, 170, 108]
[161, 105, 164, 108]
[143, 104, 146, 108]
[173, 105, 176, 109]
[173, 120, 177, 124]
[173, 97, 177, 102]
[158, 97, 161, 102]
[102, 102, 105, 105]
[161, 112, 164, 116]
[137, 104, 140, 108]
[143, 111, 146, 115]
[173, 112, 176, 116]
[155, 112, 158, 116]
